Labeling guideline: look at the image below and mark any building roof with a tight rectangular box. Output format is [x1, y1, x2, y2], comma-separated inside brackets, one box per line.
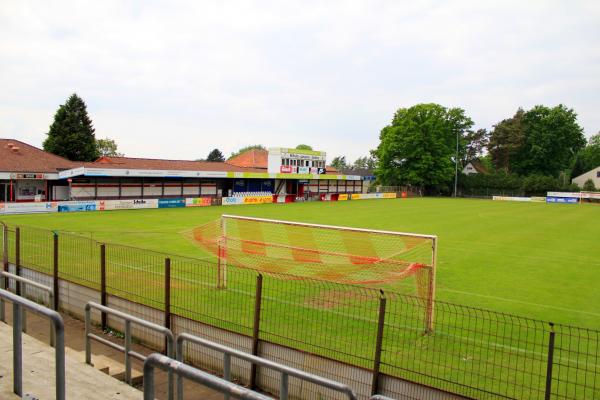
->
[338, 167, 373, 177]
[0, 139, 76, 173]
[227, 149, 268, 168]
[86, 156, 266, 173]
[467, 159, 489, 174]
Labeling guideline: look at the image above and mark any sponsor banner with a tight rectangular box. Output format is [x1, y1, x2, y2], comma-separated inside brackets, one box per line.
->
[351, 193, 397, 200]
[547, 192, 581, 198]
[158, 198, 186, 208]
[581, 192, 600, 200]
[97, 199, 158, 211]
[185, 197, 212, 207]
[223, 195, 274, 206]
[531, 197, 546, 202]
[58, 201, 97, 212]
[338, 194, 348, 201]
[0, 202, 58, 214]
[492, 196, 532, 202]
[546, 196, 578, 204]
[297, 166, 310, 174]
[280, 166, 293, 173]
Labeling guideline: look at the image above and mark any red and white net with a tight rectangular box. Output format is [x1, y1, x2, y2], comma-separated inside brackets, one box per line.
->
[190, 215, 436, 299]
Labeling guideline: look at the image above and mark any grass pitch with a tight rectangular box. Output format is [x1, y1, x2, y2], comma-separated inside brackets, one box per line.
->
[3, 197, 599, 328]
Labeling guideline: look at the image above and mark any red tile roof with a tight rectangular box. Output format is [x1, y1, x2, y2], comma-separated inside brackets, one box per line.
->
[84, 156, 265, 173]
[0, 139, 76, 173]
[227, 149, 268, 168]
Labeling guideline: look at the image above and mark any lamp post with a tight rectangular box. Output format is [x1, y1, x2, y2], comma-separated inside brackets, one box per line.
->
[453, 130, 459, 198]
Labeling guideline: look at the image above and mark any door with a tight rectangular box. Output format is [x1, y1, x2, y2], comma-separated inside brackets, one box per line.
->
[0, 183, 6, 202]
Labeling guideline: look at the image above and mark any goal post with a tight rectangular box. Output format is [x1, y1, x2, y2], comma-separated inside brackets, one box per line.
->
[192, 214, 438, 331]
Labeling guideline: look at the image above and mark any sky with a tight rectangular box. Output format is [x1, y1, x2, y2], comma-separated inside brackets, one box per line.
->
[1, 1, 599, 162]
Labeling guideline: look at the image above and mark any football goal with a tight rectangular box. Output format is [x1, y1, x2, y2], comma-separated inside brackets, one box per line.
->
[191, 214, 438, 330]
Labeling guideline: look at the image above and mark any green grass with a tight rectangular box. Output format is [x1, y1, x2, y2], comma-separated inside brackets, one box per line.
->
[2, 198, 599, 399]
[4, 197, 599, 328]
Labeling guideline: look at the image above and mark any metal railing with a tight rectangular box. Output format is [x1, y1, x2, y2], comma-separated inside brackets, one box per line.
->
[145, 353, 273, 400]
[0, 288, 65, 400]
[0, 270, 55, 344]
[85, 302, 175, 400]
[176, 332, 358, 400]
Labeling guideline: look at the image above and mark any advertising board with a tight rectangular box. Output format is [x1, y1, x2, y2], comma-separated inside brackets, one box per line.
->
[58, 201, 97, 212]
[0, 202, 58, 214]
[185, 197, 212, 207]
[222, 195, 273, 206]
[492, 196, 532, 202]
[97, 199, 159, 211]
[158, 198, 186, 208]
[546, 197, 578, 204]
[338, 194, 348, 201]
[351, 193, 397, 200]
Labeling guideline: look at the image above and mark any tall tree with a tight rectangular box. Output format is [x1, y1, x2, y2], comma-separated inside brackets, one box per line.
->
[229, 144, 266, 159]
[206, 148, 225, 162]
[488, 109, 525, 172]
[43, 93, 99, 161]
[373, 103, 473, 189]
[516, 105, 586, 176]
[330, 156, 348, 170]
[96, 138, 123, 157]
[295, 144, 313, 150]
[464, 128, 489, 162]
[352, 156, 377, 170]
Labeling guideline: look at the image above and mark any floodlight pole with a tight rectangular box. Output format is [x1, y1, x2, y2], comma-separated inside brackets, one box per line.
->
[453, 129, 459, 198]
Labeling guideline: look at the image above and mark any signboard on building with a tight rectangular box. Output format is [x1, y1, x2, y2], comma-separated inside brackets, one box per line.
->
[268, 147, 327, 174]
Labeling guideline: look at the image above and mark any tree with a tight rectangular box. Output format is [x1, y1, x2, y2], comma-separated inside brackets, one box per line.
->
[464, 128, 489, 162]
[205, 148, 225, 162]
[583, 179, 596, 192]
[352, 156, 377, 170]
[488, 109, 525, 172]
[229, 145, 266, 159]
[515, 105, 586, 176]
[572, 133, 600, 178]
[330, 156, 348, 170]
[96, 138, 123, 157]
[43, 93, 99, 161]
[295, 144, 313, 150]
[373, 103, 473, 190]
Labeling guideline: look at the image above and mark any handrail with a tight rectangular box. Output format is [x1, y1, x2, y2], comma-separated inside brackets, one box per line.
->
[176, 332, 358, 400]
[85, 302, 174, 400]
[0, 270, 55, 343]
[0, 288, 65, 400]
[144, 353, 272, 400]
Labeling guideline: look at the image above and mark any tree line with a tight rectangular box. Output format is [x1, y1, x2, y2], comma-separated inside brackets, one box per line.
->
[372, 103, 599, 194]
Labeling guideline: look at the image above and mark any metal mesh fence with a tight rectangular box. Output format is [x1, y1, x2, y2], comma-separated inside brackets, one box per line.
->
[1, 222, 599, 400]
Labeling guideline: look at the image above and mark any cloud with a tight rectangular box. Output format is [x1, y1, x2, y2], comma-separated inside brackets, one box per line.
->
[1, 0, 599, 161]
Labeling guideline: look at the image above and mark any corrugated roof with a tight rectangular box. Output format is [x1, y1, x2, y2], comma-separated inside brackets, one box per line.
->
[0, 139, 76, 173]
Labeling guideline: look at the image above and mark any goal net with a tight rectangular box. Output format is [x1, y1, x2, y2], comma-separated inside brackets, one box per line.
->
[191, 214, 437, 330]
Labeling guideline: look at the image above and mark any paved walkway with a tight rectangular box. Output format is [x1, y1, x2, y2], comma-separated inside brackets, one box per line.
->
[0, 304, 224, 400]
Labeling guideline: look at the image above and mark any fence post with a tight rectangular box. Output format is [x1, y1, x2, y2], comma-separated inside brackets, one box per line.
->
[2, 224, 8, 290]
[250, 274, 263, 389]
[544, 323, 556, 400]
[100, 244, 107, 330]
[371, 293, 387, 396]
[53, 232, 59, 311]
[15, 227, 20, 295]
[164, 257, 171, 354]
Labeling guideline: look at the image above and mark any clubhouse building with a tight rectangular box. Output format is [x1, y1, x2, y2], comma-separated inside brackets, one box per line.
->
[0, 139, 364, 203]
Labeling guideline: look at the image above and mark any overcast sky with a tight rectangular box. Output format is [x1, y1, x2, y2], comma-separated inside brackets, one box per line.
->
[1, 1, 599, 162]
